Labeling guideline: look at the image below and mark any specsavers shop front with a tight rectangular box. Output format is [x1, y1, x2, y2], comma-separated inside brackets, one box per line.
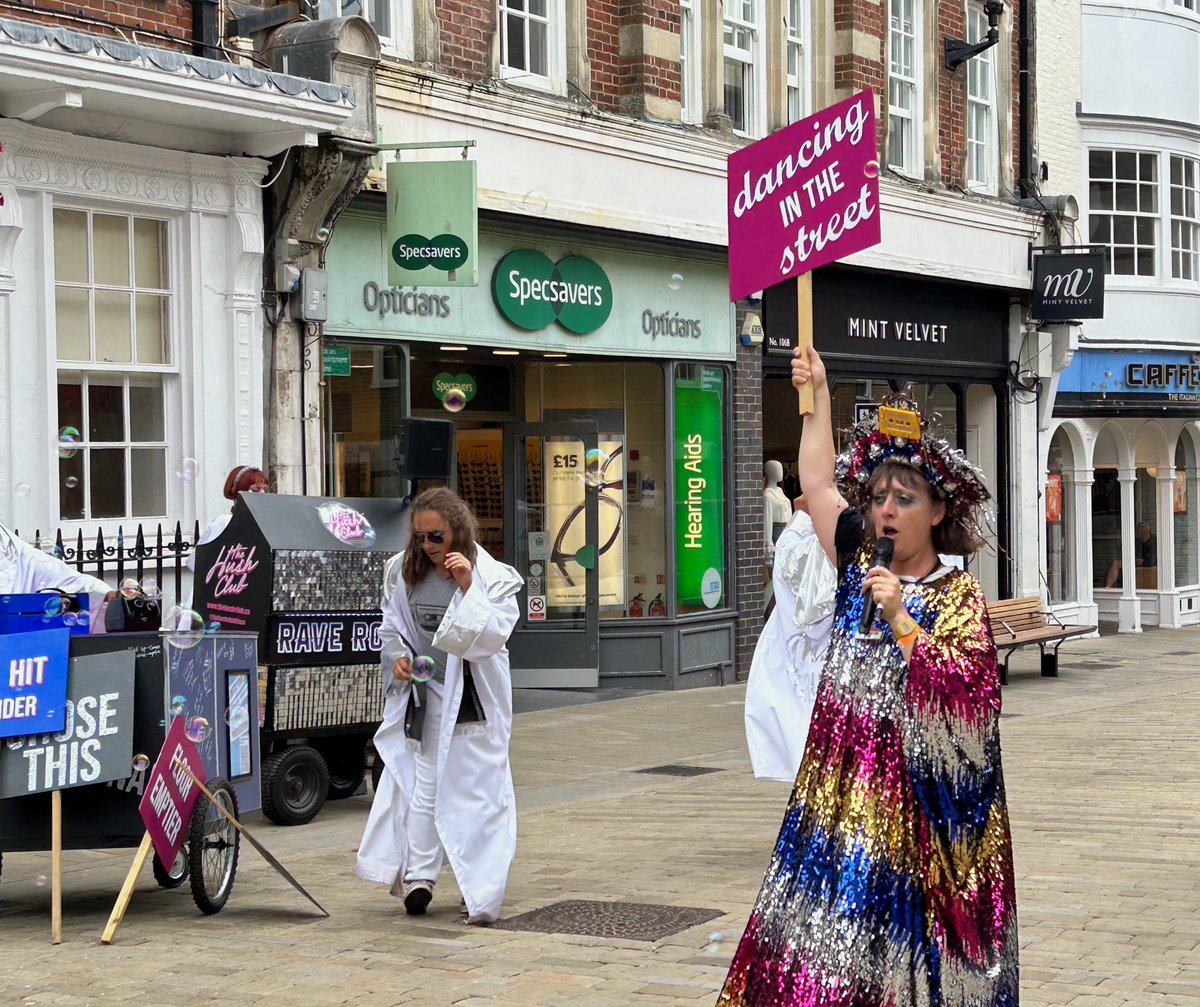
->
[320, 208, 738, 689]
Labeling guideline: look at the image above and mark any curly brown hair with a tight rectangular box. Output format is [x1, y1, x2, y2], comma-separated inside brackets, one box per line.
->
[863, 461, 984, 557]
[401, 487, 480, 590]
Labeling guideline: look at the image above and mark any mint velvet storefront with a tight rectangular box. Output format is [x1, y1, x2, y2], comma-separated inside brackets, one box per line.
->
[320, 207, 738, 689]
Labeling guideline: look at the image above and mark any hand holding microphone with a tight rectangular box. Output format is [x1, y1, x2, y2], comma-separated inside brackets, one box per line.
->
[858, 537, 896, 638]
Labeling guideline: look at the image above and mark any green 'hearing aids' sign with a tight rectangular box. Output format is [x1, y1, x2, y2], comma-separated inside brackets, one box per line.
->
[492, 249, 613, 334]
[675, 366, 726, 610]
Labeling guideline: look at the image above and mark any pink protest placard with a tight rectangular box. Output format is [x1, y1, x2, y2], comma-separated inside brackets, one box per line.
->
[728, 89, 882, 302]
[139, 716, 206, 867]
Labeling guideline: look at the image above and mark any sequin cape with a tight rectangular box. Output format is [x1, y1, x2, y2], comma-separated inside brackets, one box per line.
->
[718, 558, 1018, 1007]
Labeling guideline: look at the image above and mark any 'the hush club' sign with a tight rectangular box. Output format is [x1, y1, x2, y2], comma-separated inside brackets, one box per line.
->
[727, 90, 882, 302]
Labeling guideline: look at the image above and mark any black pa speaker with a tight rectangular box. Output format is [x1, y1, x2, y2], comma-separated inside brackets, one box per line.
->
[394, 417, 456, 482]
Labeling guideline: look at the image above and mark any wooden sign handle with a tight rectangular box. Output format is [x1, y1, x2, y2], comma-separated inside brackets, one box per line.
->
[51, 790, 62, 945]
[796, 273, 814, 416]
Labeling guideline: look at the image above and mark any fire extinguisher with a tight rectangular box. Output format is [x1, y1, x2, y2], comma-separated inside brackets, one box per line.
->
[628, 593, 645, 618]
[648, 593, 666, 617]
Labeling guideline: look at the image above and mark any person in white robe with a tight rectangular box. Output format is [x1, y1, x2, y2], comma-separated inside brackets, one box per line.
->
[356, 488, 523, 925]
[744, 504, 837, 782]
[1, 522, 112, 629]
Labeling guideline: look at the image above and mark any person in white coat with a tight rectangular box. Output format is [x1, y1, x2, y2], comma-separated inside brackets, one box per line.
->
[356, 487, 524, 925]
[1, 522, 113, 628]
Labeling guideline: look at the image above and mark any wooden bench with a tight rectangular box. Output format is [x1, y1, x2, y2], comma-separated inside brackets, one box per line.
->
[986, 597, 1096, 685]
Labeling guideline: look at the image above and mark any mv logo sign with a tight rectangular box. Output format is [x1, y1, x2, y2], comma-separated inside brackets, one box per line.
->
[1031, 251, 1106, 322]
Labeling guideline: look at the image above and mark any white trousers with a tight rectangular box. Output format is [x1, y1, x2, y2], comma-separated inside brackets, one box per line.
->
[405, 679, 446, 884]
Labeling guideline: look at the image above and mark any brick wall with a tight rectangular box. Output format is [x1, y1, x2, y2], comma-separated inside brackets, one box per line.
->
[436, 0, 494, 78]
[1, 0, 194, 48]
[732, 321, 765, 682]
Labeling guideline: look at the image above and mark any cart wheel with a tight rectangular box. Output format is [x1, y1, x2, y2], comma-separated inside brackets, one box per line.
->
[152, 849, 189, 889]
[261, 746, 329, 826]
[188, 777, 240, 915]
[320, 738, 368, 801]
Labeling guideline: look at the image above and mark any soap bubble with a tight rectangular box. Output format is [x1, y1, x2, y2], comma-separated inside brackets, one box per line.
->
[176, 457, 199, 482]
[582, 448, 610, 488]
[185, 717, 210, 744]
[62, 612, 77, 627]
[205, 620, 221, 634]
[165, 607, 204, 649]
[43, 595, 69, 618]
[131, 753, 150, 773]
[864, 159, 880, 179]
[75, 611, 89, 628]
[141, 577, 161, 602]
[442, 387, 467, 413]
[708, 931, 725, 942]
[64, 476, 79, 489]
[412, 655, 436, 683]
[35, 875, 47, 887]
[14, 482, 30, 497]
[522, 190, 549, 215]
[171, 695, 187, 717]
[56, 426, 81, 459]
[668, 272, 684, 291]
[119, 577, 141, 599]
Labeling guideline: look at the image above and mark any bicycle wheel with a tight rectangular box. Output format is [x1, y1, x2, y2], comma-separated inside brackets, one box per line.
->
[187, 778, 240, 914]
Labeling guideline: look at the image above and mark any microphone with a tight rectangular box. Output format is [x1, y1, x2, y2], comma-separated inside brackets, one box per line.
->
[858, 537, 895, 637]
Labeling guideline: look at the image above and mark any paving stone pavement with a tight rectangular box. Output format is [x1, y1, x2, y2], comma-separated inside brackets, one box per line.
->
[1, 627, 1198, 1006]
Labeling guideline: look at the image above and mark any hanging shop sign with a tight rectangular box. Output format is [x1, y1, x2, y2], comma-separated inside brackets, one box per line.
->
[492, 249, 613, 334]
[674, 367, 726, 610]
[727, 89, 881, 302]
[1046, 473, 1063, 524]
[0, 650, 136, 797]
[1031, 252, 1105, 321]
[386, 159, 478, 288]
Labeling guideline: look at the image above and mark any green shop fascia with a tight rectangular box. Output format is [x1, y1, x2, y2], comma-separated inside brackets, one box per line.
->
[322, 209, 740, 687]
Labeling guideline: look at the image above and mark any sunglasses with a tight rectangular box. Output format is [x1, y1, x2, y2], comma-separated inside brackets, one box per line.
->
[411, 530, 447, 545]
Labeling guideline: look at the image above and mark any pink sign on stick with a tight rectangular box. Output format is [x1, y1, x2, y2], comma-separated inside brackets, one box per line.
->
[728, 89, 882, 302]
[139, 716, 207, 868]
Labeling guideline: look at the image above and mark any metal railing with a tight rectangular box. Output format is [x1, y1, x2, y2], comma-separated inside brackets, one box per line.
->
[15, 521, 202, 607]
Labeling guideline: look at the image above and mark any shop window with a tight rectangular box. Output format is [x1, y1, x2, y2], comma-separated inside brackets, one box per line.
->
[1175, 438, 1198, 587]
[679, 0, 703, 125]
[887, 0, 921, 177]
[965, 5, 998, 194]
[53, 208, 172, 521]
[1093, 468, 1122, 587]
[724, 0, 765, 137]
[323, 344, 407, 498]
[1045, 429, 1076, 604]
[498, 0, 565, 95]
[786, 0, 807, 124]
[1088, 149, 1159, 277]
[675, 364, 727, 614]
[1134, 468, 1159, 589]
[530, 362, 666, 620]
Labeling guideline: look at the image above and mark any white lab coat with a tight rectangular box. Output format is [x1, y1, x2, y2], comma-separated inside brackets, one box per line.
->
[0, 524, 110, 616]
[745, 509, 836, 783]
[356, 546, 524, 924]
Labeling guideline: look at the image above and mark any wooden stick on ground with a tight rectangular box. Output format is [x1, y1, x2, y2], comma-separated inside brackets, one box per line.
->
[100, 832, 153, 946]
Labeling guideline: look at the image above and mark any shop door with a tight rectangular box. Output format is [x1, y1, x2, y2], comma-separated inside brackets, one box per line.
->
[503, 422, 600, 688]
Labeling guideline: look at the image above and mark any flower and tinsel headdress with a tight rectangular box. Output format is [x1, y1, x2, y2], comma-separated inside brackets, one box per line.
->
[834, 395, 992, 517]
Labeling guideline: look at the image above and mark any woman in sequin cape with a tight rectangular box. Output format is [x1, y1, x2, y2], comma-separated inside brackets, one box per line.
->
[717, 349, 1018, 1007]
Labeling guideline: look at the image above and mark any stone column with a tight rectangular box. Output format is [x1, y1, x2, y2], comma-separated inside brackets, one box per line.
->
[0, 182, 23, 528]
[1117, 468, 1141, 633]
[701, 0, 732, 130]
[1070, 470, 1097, 624]
[1157, 469, 1180, 627]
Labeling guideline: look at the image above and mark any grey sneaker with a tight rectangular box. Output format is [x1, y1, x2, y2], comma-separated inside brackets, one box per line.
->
[401, 880, 433, 915]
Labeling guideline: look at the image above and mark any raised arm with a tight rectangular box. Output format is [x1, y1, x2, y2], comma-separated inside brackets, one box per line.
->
[792, 345, 846, 566]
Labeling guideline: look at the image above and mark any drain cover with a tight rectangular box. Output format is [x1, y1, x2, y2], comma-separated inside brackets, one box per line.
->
[493, 900, 724, 941]
[634, 764, 721, 777]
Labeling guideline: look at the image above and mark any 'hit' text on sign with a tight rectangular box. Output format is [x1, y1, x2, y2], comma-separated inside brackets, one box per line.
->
[727, 89, 882, 302]
[0, 628, 70, 739]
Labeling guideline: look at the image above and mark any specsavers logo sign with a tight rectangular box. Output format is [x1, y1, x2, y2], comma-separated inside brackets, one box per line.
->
[492, 249, 613, 334]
